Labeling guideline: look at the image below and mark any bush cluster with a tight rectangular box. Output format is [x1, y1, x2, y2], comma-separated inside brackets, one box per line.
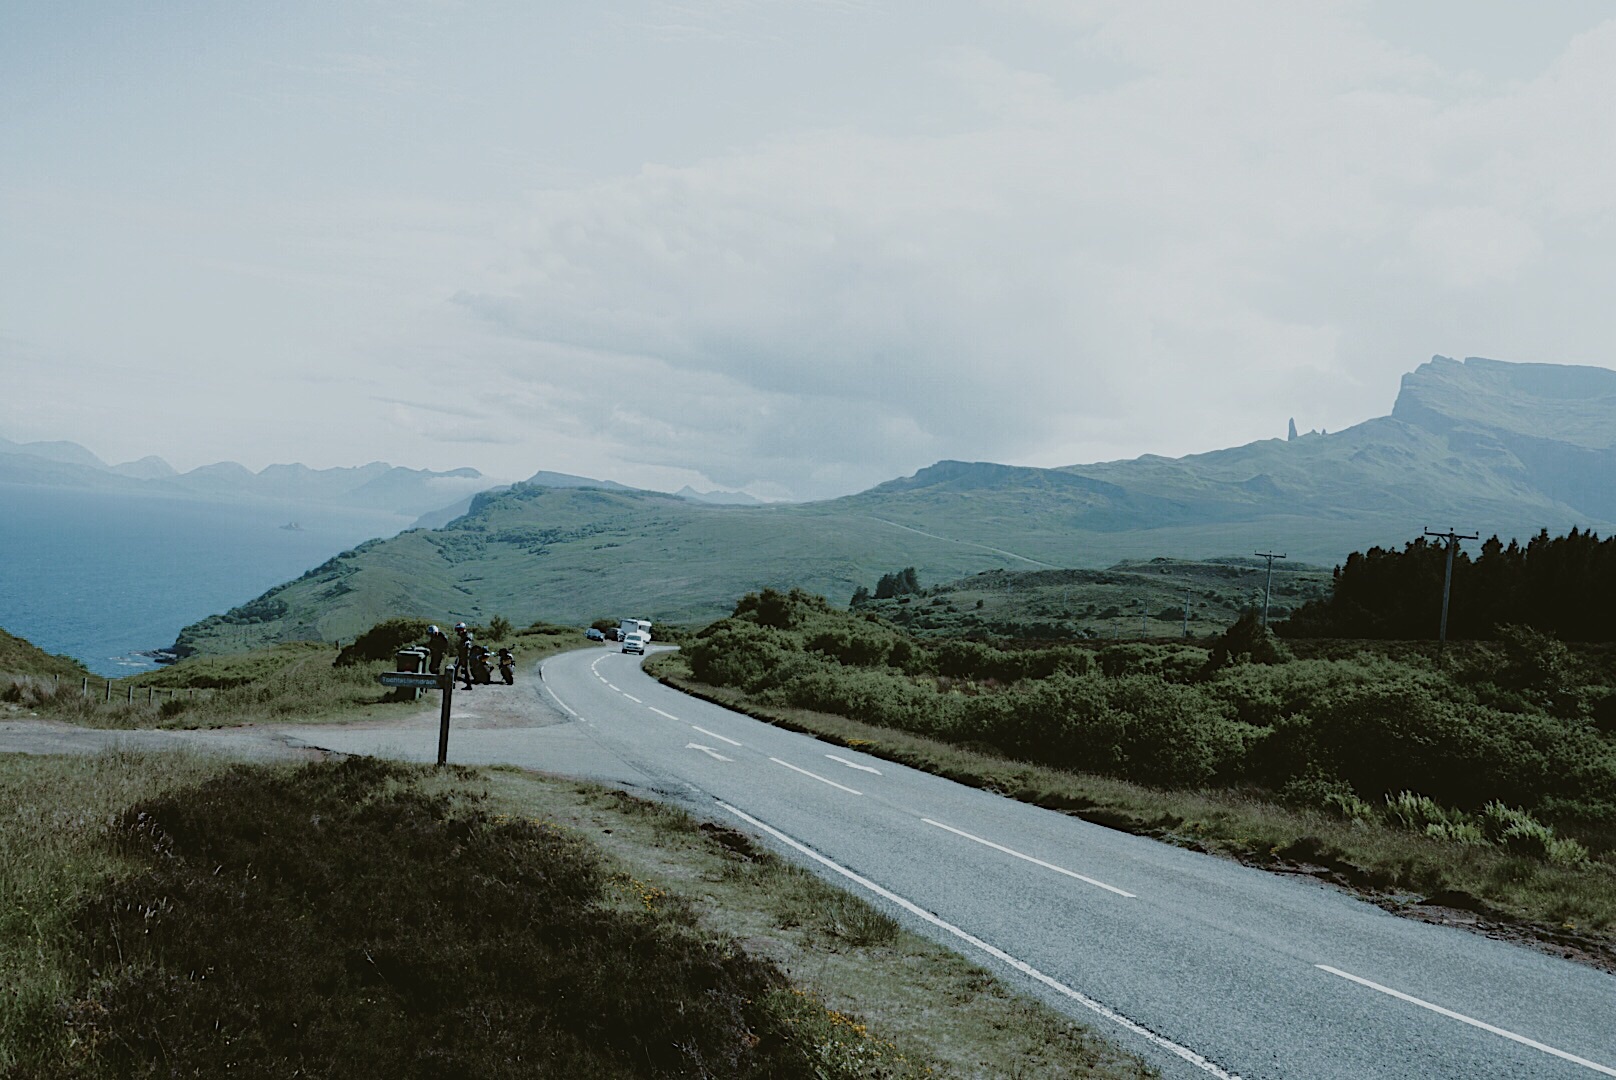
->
[686, 590, 1616, 840]
[55, 758, 826, 1079]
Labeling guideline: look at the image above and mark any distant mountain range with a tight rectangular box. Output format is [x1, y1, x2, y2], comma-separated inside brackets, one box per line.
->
[171, 355, 1616, 653]
[0, 439, 499, 520]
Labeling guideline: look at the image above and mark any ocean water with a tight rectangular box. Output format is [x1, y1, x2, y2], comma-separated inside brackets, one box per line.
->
[0, 485, 411, 676]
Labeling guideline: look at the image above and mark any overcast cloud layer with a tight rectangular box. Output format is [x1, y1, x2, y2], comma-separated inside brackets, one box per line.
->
[4, 1, 1615, 500]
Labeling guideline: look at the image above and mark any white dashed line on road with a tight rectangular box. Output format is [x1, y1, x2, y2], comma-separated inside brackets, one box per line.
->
[826, 754, 881, 775]
[1316, 965, 1616, 1076]
[690, 725, 741, 746]
[923, 819, 1136, 898]
[622, 694, 641, 703]
[717, 801, 1240, 1080]
[770, 757, 861, 795]
[650, 707, 680, 721]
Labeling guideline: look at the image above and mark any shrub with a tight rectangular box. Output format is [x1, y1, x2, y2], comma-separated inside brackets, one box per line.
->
[1205, 611, 1290, 670]
[1100, 676, 1250, 788]
[332, 618, 431, 667]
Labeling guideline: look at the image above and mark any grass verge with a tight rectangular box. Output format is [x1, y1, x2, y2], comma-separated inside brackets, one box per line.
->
[1, 626, 582, 731]
[1, 751, 1156, 1079]
[646, 653, 1616, 972]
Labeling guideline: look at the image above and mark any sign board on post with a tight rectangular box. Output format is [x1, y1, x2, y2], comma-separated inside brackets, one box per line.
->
[375, 668, 455, 765]
[378, 672, 445, 689]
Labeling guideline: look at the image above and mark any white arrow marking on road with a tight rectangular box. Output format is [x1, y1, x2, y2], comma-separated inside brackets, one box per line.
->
[1316, 965, 1616, 1076]
[923, 819, 1136, 898]
[825, 754, 881, 775]
[650, 707, 680, 721]
[716, 801, 1240, 1080]
[691, 725, 741, 747]
[687, 743, 732, 762]
[770, 757, 861, 795]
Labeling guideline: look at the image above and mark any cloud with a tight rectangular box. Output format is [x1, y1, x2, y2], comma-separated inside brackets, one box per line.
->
[435, 3, 1616, 498]
[9, 2, 1616, 499]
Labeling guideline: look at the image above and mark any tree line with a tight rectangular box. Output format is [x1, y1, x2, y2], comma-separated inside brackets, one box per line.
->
[1280, 528, 1616, 641]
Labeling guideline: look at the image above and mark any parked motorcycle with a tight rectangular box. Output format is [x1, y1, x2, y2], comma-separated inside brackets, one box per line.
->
[497, 648, 515, 685]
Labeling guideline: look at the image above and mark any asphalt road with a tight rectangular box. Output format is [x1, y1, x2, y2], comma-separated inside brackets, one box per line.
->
[7, 645, 1614, 1079]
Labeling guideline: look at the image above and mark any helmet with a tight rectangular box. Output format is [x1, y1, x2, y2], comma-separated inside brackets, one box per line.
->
[428, 625, 440, 634]
[454, 622, 467, 631]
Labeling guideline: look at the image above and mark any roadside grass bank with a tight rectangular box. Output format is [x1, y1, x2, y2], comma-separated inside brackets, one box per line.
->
[646, 652, 1616, 971]
[0, 623, 581, 731]
[481, 768, 1155, 1079]
[1, 750, 1156, 1079]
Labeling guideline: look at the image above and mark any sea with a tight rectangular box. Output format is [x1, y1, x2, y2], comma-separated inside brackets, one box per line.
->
[0, 485, 412, 676]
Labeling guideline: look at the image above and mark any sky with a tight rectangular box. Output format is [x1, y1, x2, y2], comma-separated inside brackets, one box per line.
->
[4, 1, 1615, 502]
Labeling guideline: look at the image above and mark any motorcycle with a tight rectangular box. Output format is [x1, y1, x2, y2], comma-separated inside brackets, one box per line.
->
[497, 648, 515, 685]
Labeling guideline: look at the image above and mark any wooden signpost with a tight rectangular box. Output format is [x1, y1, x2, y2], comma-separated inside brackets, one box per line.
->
[376, 668, 455, 766]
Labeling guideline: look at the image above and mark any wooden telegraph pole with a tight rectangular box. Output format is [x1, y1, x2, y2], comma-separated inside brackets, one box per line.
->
[1254, 551, 1287, 629]
[1424, 527, 1478, 653]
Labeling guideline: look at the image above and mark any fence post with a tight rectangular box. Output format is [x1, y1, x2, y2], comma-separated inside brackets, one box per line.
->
[126, 684, 132, 704]
[82, 676, 88, 696]
[104, 680, 111, 702]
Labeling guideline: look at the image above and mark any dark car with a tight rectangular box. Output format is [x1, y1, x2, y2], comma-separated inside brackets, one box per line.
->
[585, 627, 605, 642]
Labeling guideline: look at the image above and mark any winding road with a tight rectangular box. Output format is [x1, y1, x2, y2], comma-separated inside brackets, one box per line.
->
[4, 644, 1613, 1079]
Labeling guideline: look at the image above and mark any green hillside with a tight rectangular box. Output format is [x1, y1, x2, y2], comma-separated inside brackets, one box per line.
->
[0, 626, 88, 678]
[172, 357, 1616, 656]
[864, 558, 1333, 640]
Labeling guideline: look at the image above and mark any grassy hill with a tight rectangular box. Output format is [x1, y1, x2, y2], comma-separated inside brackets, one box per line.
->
[0, 626, 88, 678]
[173, 357, 1616, 656]
[864, 558, 1333, 640]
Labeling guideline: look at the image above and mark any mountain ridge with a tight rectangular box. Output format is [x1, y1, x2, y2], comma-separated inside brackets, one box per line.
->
[169, 355, 1616, 654]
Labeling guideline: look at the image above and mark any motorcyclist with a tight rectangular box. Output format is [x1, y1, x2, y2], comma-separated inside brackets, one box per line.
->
[497, 647, 515, 685]
[455, 624, 475, 689]
[470, 643, 493, 685]
[425, 625, 450, 674]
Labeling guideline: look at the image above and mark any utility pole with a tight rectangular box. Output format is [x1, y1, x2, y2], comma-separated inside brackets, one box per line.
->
[1254, 551, 1287, 629]
[1424, 527, 1478, 652]
[1183, 591, 1192, 639]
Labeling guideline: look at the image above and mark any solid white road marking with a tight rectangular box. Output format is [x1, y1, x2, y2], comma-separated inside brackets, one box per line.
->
[769, 757, 862, 796]
[623, 694, 642, 703]
[545, 685, 578, 717]
[923, 819, 1136, 899]
[687, 743, 733, 762]
[650, 707, 680, 721]
[1316, 965, 1616, 1076]
[691, 725, 742, 746]
[716, 801, 1241, 1080]
[825, 754, 881, 775]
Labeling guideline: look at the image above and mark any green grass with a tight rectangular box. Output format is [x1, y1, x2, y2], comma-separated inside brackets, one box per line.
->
[865, 558, 1333, 640]
[0, 752, 1156, 1079]
[0, 626, 87, 680]
[3, 624, 584, 731]
[0, 749, 235, 1075]
[647, 652, 1616, 969]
